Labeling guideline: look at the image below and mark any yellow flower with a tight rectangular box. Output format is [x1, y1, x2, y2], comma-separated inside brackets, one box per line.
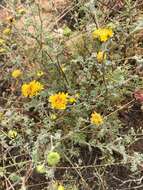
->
[8, 130, 17, 138]
[22, 83, 29, 97]
[0, 39, 5, 46]
[92, 28, 113, 42]
[21, 80, 44, 97]
[12, 69, 22, 78]
[36, 70, 44, 77]
[69, 97, 76, 103]
[0, 48, 6, 53]
[58, 185, 65, 190]
[96, 51, 107, 63]
[90, 112, 103, 125]
[3, 28, 12, 35]
[49, 92, 68, 110]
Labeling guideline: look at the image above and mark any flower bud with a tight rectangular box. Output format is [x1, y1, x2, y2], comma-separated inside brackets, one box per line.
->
[47, 151, 60, 166]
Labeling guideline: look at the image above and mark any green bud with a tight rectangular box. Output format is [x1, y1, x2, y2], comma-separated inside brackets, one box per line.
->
[47, 151, 60, 166]
[36, 164, 46, 174]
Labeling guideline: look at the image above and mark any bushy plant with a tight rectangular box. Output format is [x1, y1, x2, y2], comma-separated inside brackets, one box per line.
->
[0, 0, 143, 189]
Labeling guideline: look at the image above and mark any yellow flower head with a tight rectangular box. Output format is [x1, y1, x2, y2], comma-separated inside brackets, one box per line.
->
[3, 28, 12, 35]
[36, 70, 44, 77]
[0, 39, 5, 46]
[92, 28, 113, 42]
[21, 80, 44, 97]
[8, 130, 17, 138]
[58, 185, 65, 190]
[97, 51, 107, 63]
[90, 112, 103, 125]
[49, 92, 68, 110]
[12, 69, 22, 78]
